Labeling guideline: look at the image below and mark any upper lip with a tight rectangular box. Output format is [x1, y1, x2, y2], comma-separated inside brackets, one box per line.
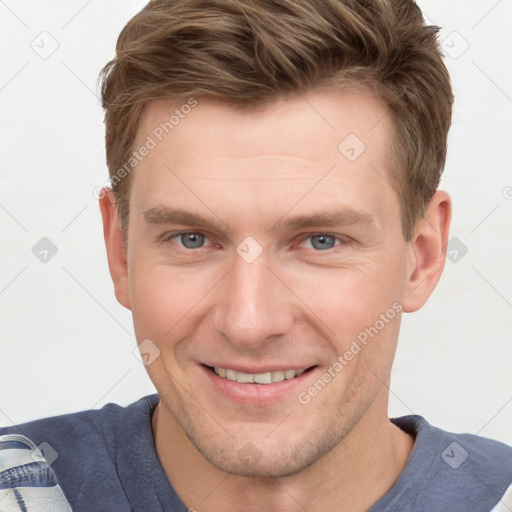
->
[202, 363, 315, 373]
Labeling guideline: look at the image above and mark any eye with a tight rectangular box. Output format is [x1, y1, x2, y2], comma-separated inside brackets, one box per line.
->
[300, 234, 340, 251]
[171, 232, 207, 249]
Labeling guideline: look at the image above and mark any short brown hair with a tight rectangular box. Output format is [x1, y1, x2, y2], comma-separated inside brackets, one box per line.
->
[100, 0, 453, 241]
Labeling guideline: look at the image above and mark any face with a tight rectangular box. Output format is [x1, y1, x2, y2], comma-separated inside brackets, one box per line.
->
[112, 90, 420, 477]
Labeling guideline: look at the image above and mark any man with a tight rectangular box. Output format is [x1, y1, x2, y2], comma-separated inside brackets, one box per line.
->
[1, 0, 511, 510]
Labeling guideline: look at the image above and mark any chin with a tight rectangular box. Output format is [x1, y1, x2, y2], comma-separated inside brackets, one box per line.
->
[188, 424, 344, 478]
[201, 448, 319, 478]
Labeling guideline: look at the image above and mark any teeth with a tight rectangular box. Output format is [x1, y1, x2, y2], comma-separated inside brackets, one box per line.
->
[237, 372, 254, 383]
[213, 367, 307, 384]
[254, 372, 272, 384]
[272, 370, 285, 383]
[226, 369, 237, 381]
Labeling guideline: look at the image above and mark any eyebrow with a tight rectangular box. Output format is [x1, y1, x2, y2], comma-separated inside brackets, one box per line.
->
[271, 209, 376, 232]
[143, 207, 231, 233]
[142, 206, 377, 234]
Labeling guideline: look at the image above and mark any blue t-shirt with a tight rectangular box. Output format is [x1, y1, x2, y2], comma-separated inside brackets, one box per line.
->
[1, 394, 511, 511]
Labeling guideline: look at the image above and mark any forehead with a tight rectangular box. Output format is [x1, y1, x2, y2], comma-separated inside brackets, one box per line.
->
[137, 89, 392, 172]
[130, 89, 399, 231]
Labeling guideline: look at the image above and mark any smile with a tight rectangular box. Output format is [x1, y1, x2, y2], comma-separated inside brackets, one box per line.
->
[213, 367, 306, 384]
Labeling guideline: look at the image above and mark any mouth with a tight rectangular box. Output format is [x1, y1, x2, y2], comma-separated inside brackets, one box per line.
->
[200, 364, 318, 405]
[203, 364, 315, 384]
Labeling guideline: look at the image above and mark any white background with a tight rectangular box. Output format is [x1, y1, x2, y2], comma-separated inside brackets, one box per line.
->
[1, 1, 511, 445]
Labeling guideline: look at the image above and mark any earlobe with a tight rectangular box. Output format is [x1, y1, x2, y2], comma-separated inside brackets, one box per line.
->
[402, 190, 452, 313]
[99, 188, 132, 310]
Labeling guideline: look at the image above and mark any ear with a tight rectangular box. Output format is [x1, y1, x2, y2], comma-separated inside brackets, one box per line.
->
[99, 188, 131, 310]
[402, 190, 452, 312]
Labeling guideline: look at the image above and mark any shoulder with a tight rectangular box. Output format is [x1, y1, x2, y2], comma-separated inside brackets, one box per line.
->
[0, 395, 157, 452]
[0, 395, 159, 510]
[397, 414, 512, 471]
[386, 415, 512, 511]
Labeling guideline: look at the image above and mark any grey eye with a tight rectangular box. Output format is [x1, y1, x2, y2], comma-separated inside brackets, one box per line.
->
[180, 233, 205, 249]
[310, 234, 336, 250]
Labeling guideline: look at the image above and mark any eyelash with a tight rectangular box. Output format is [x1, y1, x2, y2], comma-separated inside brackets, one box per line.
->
[161, 231, 349, 252]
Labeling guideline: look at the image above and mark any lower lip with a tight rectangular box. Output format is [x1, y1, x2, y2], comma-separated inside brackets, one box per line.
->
[200, 364, 315, 405]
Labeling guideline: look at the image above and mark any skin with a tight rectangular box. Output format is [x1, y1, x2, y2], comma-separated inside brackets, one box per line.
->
[100, 89, 451, 511]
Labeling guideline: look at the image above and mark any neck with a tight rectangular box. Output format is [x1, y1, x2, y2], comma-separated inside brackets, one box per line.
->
[152, 395, 414, 512]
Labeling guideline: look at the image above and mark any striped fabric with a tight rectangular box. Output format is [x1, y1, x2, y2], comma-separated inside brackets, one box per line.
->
[0, 434, 71, 512]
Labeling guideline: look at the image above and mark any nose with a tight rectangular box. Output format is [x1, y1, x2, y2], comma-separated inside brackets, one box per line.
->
[212, 248, 294, 350]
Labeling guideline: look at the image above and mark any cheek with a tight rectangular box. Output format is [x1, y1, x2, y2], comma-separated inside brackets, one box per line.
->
[128, 258, 217, 342]
[129, 268, 171, 339]
[290, 254, 405, 334]
[128, 263, 211, 389]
